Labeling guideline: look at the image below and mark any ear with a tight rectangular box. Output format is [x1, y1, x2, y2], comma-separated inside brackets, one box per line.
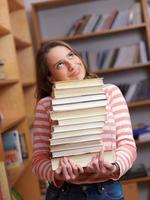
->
[47, 76, 55, 84]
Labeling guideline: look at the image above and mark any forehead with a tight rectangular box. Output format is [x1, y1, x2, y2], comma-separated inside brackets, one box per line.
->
[47, 46, 70, 64]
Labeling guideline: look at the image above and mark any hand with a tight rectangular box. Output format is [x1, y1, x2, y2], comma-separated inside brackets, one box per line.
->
[54, 157, 84, 182]
[85, 152, 119, 178]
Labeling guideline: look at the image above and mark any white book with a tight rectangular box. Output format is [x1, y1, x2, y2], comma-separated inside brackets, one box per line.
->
[53, 78, 104, 89]
[53, 85, 104, 98]
[52, 93, 106, 105]
[52, 121, 105, 133]
[125, 83, 137, 102]
[52, 99, 107, 112]
[82, 14, 100, 33]
[139, 40, 148, 63]
[139, 132, 150, 141]
[51, 150, 116, 170]
[52, 128, 103, 139]
[51, 139, 101, 152]
[50, 106, 107, 120]
[50, 133, 101, 145]
[52, 144, 103, 158]
[58, 115, 106, 126]
[112, 9, 130, 29]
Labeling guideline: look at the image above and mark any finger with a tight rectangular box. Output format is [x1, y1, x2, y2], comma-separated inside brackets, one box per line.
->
[55, 166, 62, 174]
[68, 158, 78, 176]
[103, 161, 114, 171]
[60, 158, 71, 180]
[63, 157, 75, 179]
[91, 158, 100, 171]
[77, 165, 84, 174]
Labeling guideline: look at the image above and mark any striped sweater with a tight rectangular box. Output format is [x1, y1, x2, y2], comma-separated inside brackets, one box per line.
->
[32, 84, 137, 187]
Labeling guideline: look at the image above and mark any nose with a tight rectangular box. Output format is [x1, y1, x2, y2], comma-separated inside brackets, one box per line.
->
[65, 58, 75, 71]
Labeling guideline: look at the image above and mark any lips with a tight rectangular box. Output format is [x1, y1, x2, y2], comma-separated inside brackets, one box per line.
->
[70, 68, 80, 77]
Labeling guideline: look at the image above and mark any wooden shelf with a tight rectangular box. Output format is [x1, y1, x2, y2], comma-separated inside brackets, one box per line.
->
[23, 86, 36, 126]
[95, 62, 150, 75]
[7, 159, 31, 188]
[10, 9, 32, 48]
[8, 0, 24, 12]
[122, 176, 150, 184]
[0, 79, 19, 86]
[14, 36, 31, 49]
[128, 99, 150, 108]
[0, 25, 10, 36]
[0, 0, 11, 36]
[17, 46, 36, 83]
[42, 23, 146, 45]
[0, 115, 25, 133]
[22, 81, 36, 87]
[136, 140, 150, 146]
[0, 34, 20, 79]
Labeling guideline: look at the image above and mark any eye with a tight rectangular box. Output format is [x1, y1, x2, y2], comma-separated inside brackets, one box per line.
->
[56, 62, 64, 70]
[68, 52, 74, 59]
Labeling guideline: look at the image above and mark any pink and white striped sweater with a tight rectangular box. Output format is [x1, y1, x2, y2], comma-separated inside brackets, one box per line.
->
[32, 84, 137, 187]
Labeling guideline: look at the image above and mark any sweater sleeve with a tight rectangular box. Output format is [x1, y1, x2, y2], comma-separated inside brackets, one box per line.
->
[109, 84, 137, 178]
[32, 99, 54, 182]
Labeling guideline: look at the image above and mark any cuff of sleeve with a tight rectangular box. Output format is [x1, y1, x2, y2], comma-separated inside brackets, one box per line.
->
[51, 171, 64, 188]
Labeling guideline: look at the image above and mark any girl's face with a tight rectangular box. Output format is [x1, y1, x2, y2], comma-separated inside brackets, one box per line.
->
[47, 46, 86, 82]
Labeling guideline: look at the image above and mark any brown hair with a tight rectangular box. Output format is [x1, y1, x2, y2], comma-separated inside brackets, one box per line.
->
[36, 40, 98, 100]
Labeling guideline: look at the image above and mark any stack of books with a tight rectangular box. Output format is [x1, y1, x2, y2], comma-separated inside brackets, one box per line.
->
[50, 78, 116, 170]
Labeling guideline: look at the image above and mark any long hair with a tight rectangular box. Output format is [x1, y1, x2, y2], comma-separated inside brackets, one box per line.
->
[36, 40, 98, 100]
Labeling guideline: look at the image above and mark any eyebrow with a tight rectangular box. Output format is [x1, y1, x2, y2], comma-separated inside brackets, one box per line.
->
[53, 51, 72, 67]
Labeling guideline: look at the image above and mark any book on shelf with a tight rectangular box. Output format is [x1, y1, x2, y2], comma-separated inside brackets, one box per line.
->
[2, 129, 23, 168]
[82, 14, 101, 33]
[11, 187, 24, 200]
[128, 2, 142, 25]
[0, 162, 11, 200]
[94, 13, 110, 32]
[111, 9, 130, 30]
[139, 40, 148, 63]
[19, 132, 28, 160]
[102, 9, 119, 31]
[51, 150, 116, 170]
[74, 14, 92, 35]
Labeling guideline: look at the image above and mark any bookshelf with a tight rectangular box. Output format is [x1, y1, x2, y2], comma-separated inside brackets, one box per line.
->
[0, 0, 40, 199]
[32, 0, 150, 199]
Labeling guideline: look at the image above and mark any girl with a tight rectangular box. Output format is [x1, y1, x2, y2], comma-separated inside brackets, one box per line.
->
[32, 41, 137, 200]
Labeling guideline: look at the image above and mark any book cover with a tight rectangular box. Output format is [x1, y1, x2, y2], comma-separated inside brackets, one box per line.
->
[52, 93, 106, 105]
[52, 127, 103, 139]
[52, 144, 103, 158]
[53, 85, 104, 98]
[57, 114, 106, 126]
[50, 133, 101, 146]
[51, 139, 101, 152]
[19, 133, 28, 160]
[51, 150, 116, 170]
[52, 99, 107, 112]
[2, 130, 23, 167]
[52, 121, 105, 133]
[53, 77, 104, 90]
[0, 162, 11, 200]
[50, 106, 107, 120]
